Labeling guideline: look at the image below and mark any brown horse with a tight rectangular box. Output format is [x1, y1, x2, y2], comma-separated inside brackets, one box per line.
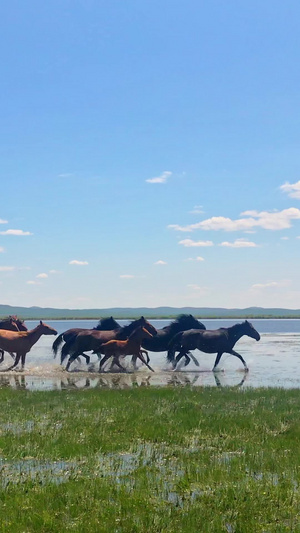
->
[0, 316, 28, 363]
[99, 326, 155, 373]
[0, 321, 57, 371]
[61, 317, 157, 371]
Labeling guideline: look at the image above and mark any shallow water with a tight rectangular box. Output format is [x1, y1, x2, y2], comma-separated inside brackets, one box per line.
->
[0, 319, 299, 390]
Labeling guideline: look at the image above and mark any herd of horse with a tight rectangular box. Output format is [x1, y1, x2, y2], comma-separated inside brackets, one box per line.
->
[0, 314, 261, 373]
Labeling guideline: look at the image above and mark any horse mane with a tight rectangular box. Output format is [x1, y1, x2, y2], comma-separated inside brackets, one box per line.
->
[93, 316, 121, 331]
[166, 314, 201, 334]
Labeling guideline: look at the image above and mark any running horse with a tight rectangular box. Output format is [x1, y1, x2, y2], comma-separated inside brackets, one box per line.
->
[99, 326, 155, 373]
[167, 320, 260, 371]
[60, 317, 157, 371]
[52, 316, 121, 358]
[0, 316, 28, 364]
[0, 321, 58, 371]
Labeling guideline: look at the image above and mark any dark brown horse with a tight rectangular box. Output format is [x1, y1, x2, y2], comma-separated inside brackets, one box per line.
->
[52, 316, 121, 358]
[61, 317, 157, 371]
[167, 320, 260, 371]
[99, 326, 155, 373]
[0, 321, 57, 371]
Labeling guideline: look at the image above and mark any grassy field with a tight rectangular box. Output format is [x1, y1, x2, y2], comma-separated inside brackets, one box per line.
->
[1, 386, 300, 532]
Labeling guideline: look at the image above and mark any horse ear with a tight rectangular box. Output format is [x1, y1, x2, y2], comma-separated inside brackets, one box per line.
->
[40, 320, 43, 325]
[141, 316, 144, 319]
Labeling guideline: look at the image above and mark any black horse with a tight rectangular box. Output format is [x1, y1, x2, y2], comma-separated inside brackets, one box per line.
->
[52, 316, 121, 359]
[61, 317, 157, 372]
[167, 320, 260, 371]
[126, 314, 206, 370]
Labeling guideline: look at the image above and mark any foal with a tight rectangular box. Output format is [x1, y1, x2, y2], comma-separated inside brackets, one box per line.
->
[99, 326, 155, 373]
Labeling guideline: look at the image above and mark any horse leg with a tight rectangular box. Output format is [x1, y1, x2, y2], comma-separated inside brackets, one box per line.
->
[187, 352, 200, 367]
[212, 352, 223, 371]
[2, 352, 22, 372]
[137, 351, 154, 372]
[21, 353, 27, 371]
[229, 349, 249, 371]
[112, 356, 127, 373]
[175, 350, 190, 370]
[99, 353, 112, 372]
[131, 354, 138, 371]
[0, 350, 4, 364]
[140, 349, 150, 364]
[65, 352, 82, 372]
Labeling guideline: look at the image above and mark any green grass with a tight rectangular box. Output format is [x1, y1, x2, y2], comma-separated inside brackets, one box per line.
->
[1, 386, 300, 531]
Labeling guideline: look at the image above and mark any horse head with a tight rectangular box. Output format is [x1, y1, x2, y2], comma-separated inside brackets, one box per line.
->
[244, 320, 260, 341]
[14, 318, 28, 332]
[38, 321, 58, 336]
[139, 316, 157, 336]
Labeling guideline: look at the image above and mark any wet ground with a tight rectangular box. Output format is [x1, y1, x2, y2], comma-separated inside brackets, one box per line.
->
[0, 319, 299, 390]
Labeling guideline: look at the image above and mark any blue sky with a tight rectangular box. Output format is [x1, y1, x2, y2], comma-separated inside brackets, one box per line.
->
[1, 0, 300, 309]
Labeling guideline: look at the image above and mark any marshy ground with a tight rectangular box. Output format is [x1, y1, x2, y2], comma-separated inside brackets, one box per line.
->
[1, 386, 300, 531]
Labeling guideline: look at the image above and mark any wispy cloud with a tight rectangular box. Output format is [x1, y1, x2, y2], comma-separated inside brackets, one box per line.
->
[58, 173, 74, 178]
[0, 266, 15, 272]
[154, 260, 167, 265]
[37, 273, 48, 279]
[69, 260, 89, 266]
[0, 229, 33, 236]
[187, 284, 209, 296]
[179, 239, 213, 247]
[169, 208, 300, 232]
[146, 171, 172, 184]
[280, 180, 300, 199]
[0, 247, 4, 253]
[189, 205, 204, 215]
[0, 219, 8, 224]
[120, 274, 135, 279]
[27, 280, 42, 285]
[185, 256, 204, 261]
[220, 238, 258, 248]
[251, 280, 290, 290]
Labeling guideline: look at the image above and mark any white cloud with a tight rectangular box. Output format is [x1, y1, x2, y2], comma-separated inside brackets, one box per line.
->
[179, 239, 213, 247]
[0, 266, 15, 271]
[58, 173, 74, 178]
[146, 171, 172, 184]
[0, 229, 33, 236]
[169, 208, 300, 232]
[186, 256, 205, 261]
[120, 274, 135, 279]
[37, 273, 48, 279]
[251, 280, 290, 290]
[0, 247, 4, 253]
[49, 270, 60, 274]
[27, 280, 41, 285]
[220, 238, 258, 248]
[187, 284, 209, 295]
[190, 205, 204, 214]
[280, 180, 300, 199]
[0, 219, 8, 224]
[69, 260, 89, 266]
[154, 260, 167, 265]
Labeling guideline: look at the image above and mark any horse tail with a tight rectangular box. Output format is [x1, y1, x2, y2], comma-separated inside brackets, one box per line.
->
[167, 332, 184, 364]
[52, 334, 64, 358]
[60, 339, 75, 364]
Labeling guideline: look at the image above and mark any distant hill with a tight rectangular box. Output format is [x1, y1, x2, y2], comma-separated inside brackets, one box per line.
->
[1, 304, 300, 319]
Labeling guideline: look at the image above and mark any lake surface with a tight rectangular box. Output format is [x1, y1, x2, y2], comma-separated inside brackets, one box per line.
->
[1, 319, 300, 391]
